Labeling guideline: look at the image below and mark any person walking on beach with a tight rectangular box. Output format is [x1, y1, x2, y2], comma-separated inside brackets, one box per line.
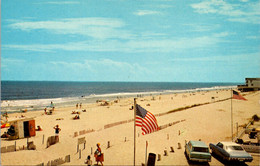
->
[53, 125, 61, 142]
[76, 103, 78, 109]
[94, 143, 103, 166]
[85, 155, 92, 166]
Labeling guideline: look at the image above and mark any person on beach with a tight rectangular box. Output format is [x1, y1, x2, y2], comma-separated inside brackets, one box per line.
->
[76, 103, 78, 109]
[53, 125, 61, 142]
[36, 125, 42, 131]
[44, 108, 47, 114]
[80, 103, 82, 109]
[85, 155, 92, 166]
[94, 143, 103, 166]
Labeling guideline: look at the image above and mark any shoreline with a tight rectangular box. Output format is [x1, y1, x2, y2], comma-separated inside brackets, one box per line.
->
[1, 85, 236, 114]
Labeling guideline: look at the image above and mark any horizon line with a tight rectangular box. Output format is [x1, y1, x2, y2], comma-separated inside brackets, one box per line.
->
[1, 80, 243, 84]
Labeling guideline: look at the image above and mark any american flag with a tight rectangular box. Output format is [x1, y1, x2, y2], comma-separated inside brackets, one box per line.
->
[232, 90, 247, 100]
[136, 104, 159, 135]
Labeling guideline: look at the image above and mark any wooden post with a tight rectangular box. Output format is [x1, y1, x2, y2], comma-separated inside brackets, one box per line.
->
[236, 122, 238, 137]
[164, 149, 168, 156]
[157, 154, 161, 161]
[42, 135, 45, 144]
[91, 147, 93, 154]
[170, 147, 174, 153]
[14, 141, 16, 151]
[178, 143, 181, 149]
[79, 149, 81, 159]
[27, 138, 29, 150]
[107, 141, 110, 148]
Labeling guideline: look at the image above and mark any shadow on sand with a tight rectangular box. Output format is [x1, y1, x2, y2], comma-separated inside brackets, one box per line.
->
[184, 152, 210, 166]
[211, 153, 248, 166]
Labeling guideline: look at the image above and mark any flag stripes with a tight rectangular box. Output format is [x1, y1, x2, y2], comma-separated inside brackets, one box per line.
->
[135, 104, 159, 135]
[232, 90, 247, 100]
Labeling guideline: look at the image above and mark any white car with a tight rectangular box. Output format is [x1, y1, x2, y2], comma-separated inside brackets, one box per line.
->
[209, 142, 253, 163]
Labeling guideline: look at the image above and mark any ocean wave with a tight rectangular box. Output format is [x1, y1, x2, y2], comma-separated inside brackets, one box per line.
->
[1, 85, 236, 113]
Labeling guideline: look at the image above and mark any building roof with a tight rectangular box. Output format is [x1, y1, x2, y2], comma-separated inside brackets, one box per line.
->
[246, 78, 260, 80]
[8, 117, 35, 123]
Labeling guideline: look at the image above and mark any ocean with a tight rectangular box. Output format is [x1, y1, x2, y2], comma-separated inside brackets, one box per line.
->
[1, 81, 238, 113]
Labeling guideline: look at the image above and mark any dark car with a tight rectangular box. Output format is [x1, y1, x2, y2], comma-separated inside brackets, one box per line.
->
[209, 141, 253, 163]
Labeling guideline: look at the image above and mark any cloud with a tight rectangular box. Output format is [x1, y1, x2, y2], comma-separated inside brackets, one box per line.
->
[3, 32, 229, 53]
[171, 52, 260, 63]
[1, 58, 26, 68]
[8, 18, 134, 39]
[191, 0, 260, 24]
[134, 10, 162, 16]
[50, 58, 151, 76]
[183, 23, 221, 32]
[191, 0, 245, 16]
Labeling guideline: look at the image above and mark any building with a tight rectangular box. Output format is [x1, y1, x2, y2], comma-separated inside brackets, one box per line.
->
[238, 78, 260, 92]
[8, 118, 36, 139]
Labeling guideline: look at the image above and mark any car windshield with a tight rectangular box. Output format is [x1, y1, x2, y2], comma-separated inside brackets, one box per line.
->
[193, 147, 209, 152]
[227, 146, 243, 151]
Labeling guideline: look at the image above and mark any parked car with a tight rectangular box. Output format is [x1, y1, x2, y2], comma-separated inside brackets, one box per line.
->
[209, 141, 253, 162]
[185, 140, 211, 162]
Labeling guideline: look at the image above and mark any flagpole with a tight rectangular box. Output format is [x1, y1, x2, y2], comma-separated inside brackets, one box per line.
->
[134, 98, 137, 166]
[145, 141, 148, 166]
[231, 88, 233, 141]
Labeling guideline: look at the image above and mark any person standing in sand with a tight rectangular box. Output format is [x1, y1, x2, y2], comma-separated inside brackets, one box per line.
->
[53, 125, 61, 142]
[94, 143, 103, 166]
[85, 155, 92, 166]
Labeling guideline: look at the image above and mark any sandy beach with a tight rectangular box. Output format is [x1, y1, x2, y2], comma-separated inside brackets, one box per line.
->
[1, 89, 259, 165]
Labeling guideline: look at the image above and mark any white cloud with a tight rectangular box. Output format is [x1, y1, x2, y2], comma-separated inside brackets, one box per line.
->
[1, 58, 26, 68]
[183, 23, 221, 32]
[171, 52, 260, 68]
[3, 32, 229, 53]
[50, 58, 151, 75]
[8, 18, 134, 39]
[191, 0, 260, 24]
[134, 10, 162, 16]
[191, 0, 245, 16]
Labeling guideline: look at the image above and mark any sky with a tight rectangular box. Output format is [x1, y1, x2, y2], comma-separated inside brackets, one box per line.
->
[1, 0, 260, 82]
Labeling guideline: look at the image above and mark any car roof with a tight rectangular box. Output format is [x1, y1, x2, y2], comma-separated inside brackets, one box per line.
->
[219, 142, 240, 146]
[189, 140, 208, 147]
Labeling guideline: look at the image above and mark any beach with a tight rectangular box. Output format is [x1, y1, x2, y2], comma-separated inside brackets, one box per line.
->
[1, 89, 259, 165]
